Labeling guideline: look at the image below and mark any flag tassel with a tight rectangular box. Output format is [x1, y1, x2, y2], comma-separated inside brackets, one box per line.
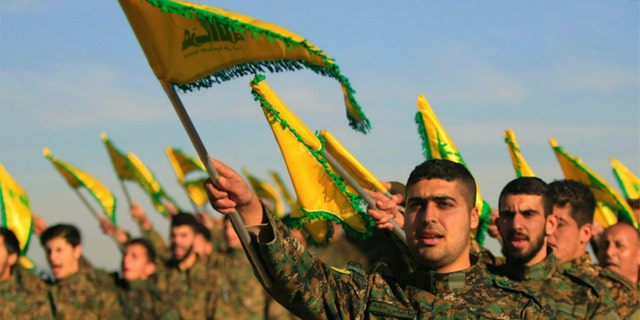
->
[160, 80, 272, 288]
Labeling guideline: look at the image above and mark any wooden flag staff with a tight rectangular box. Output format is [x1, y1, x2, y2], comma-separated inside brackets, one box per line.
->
[160, 81, 273, 288]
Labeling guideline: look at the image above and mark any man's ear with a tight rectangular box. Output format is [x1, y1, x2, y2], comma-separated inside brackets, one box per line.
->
[7, 253, 18, 268]
[470, 207, 479, 229]
[144, 262, 156, 278]
[579, 223, 593, 245]
[73, 244, 83, 260]
[545, 214, 559, 236]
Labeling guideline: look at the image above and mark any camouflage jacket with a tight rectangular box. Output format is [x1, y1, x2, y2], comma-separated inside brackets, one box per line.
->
[559, 253, 639, 319]
[111, 275, 180, 320]
[47, 264, 124, 320]
[155, 257, 219, 319]
[0, 265, 53, 319]
[246, 210, 552, 319]
[493, 250, 620, 320]
[213, 248, 299, 320]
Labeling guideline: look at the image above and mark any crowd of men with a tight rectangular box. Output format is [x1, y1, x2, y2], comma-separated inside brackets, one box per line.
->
[1, 158, 639, 319]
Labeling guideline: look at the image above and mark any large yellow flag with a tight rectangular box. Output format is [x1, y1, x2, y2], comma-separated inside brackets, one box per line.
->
[504, 129, 535, 177]
[118, 0, 370, 133]
[611, 158, 640, 200]
[243, 168, 285, 218]
[251, 74, 373, 244]
[414, 93, 492, 245]
[165, 147, 209, 207]
[43, 148, 117, 224]
[269, 170, 296, 209]
[319, 129, 388, 193]
[549, 138, 637, 229]
[0, 163, 34, 267]
[127, 152, 180, 215]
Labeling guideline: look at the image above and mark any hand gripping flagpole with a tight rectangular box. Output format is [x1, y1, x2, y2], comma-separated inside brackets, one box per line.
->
[160, 81, 273, 288]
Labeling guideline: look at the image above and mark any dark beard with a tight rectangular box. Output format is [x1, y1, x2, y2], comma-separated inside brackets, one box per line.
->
[502, 232, 545, 265]
[172, 244, 193, 263]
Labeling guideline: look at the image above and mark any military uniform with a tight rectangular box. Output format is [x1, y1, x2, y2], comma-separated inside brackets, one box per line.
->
[155, 257, 219, 319]
[46, 261, 123, 319]
[0, 265, 53, 319]
[246, 210, 552, 319]
[492, 249, 620, 320]
[115, 276, 180, 319]
[558, 253, 639, 319]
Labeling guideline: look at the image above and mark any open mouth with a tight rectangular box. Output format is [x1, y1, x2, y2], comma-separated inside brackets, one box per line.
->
[420, 230, 444, 245]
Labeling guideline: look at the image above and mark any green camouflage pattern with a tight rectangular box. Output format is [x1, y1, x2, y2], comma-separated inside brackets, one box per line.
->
[111, 275, 180, 320]
[155, 258, 219, 319]
[247, 210, 552, 319]
[0, 265, 53, 319]
[559, 253, 639, 319]
[142, 227, 171, 261]
[493, 250, 621, 320]
[46, 262, 124, 319]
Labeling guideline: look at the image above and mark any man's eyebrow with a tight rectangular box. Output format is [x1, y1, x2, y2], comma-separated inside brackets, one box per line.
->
[406, 195, 456, 203]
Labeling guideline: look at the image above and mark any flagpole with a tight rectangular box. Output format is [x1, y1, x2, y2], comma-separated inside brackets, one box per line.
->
[160, 80, 272, 288]
[72, 189, 123, 250]
[321, 151, 407, 245]
[119, 178, 133, 207]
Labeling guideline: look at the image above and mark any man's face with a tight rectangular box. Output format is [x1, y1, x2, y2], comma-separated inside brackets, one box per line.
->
[403, 178, 478, 273]
[497, 194, 555, 266]
[44, 237, 81, 280]
[170, 225, 195, 261]
[0, 236, 18, 281]
[547, 205, 591, 264]
[224, 219, 242, 250]
[122, 243, 155, 282]
[598, 224, 640, 283]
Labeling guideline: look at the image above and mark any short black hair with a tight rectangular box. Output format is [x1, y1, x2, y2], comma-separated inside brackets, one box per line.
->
[125, 238, 156, 263]
[499, 177, 548, 216]
[544, 179, 595, 227]
[170, 212, 199, 232]
[627, 198, 640, 210]
[406, 159, 477, 209]
[40, 224, 81, 247]
[0, 227, 20, 256]
[194, 223, 212, 242]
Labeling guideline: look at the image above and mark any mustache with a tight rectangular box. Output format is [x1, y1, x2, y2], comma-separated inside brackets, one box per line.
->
[507, 231, 529, 240]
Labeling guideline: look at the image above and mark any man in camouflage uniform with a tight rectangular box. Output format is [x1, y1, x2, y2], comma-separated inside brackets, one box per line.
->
[154, 212, 219, 319]
[206, 158, 552, 319]
[545, 179, 639, 318]
[0, 227, 53, 319]
[494, 177, 620, 319]
[111, 238, 179, 319]
[40, 223, 123, 319]
[598, 222, 640, 285]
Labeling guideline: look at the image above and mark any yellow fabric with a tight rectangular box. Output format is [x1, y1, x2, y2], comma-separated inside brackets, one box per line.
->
[610, 158, 640, 200]
[269, 170, 296, 209]
[242, 169, 285, 218]
[118, 0, 368, 131]
[184, 178, 209, 207]
[549, 138, 637, 228]
[594, 201, 618, 229]
[19, 256, 34, 270]
[0, 163, 33, 255]
[504, 129, 536, 177]
[42, 148, 117, 223]
[101, 133, 136, 180]
[165, 147, 205, 184]
[289, 204, 330, 245]
[251, 77, 368, 242]
[416, 94, 490, 220]
[126, 152, 174, 214]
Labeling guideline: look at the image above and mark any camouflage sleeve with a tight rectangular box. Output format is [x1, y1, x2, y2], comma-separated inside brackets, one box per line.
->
[248, 209, 368, 319]
[142, 226, 169, 259]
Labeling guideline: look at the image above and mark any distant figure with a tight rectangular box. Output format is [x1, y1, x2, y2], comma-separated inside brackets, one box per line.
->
[598, 222, 640, 285]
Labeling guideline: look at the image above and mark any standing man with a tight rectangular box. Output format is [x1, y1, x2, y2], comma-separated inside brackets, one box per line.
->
[545, 180, 639, 317]
[598, 222, 640, 286]
[0, 227, 53, 319]
[206, 158, 552, 319]
[495, 177, 619, 319]
[40, 223, 123, 319]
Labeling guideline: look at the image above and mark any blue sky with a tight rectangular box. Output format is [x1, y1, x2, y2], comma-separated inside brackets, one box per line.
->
[1, 0, 638, 272]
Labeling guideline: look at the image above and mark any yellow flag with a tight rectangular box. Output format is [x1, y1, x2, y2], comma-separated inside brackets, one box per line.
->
[549, 138, 637, 229]
[101, 133, 136, 180]
[243, 169, 285, 218]
[251, 74, 373, 244]
[165, 147, 206, 184]
[319, 129, 388, 193]
[611, 158, 640, 200]
[127, 152, 179, 215]
[504, 129, 536, 177]
[184, 178, 209, 207]
[415, 93, 492, 245]
[269, 170, 296, 209]
[594, 201, 618, 229]
[43, 148, 117, 224]
[0, 163, 34, 258]
[118, 0, 370, 133]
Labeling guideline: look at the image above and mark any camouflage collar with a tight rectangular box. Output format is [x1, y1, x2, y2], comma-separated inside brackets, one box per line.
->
[406, 255, 487, 294]
[501, 248, 557, 281]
